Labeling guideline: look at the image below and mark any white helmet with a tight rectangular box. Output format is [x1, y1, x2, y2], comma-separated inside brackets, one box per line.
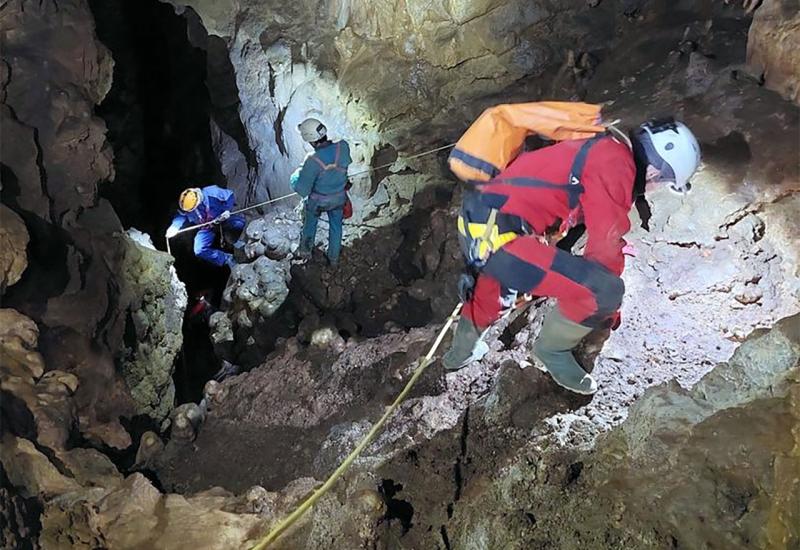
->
[298, 118, 327, 143]
[636, 118, 701, 193]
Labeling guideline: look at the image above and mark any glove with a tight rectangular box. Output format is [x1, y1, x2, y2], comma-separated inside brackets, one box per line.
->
[214, 210, 231, 224]
[622, 242, 637, 257]
[457, 272, 476, 303]
[165, 226, 179, 238]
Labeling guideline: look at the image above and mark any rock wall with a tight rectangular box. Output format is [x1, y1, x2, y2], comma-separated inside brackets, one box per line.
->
[1, 0, 117, 339]
[1, 0, 187, 428]
[161, 0, 618, 208]
[747, 0, 800, 104]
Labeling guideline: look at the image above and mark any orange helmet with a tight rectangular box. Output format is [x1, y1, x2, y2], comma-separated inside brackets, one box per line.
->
[179, 188, 203, 212]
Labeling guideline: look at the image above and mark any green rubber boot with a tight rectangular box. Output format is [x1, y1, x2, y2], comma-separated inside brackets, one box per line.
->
[442, 316, 489, 371]
[532, 310, 597, 395]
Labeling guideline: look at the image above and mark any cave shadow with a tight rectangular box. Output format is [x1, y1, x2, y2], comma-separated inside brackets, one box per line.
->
[225, 181, 457, 369]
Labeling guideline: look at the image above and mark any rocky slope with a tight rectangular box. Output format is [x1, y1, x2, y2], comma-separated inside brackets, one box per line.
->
[2, 304, 796, 549]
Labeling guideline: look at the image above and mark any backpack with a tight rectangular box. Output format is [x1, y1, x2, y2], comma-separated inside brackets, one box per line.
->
[448, 101, 604, 182]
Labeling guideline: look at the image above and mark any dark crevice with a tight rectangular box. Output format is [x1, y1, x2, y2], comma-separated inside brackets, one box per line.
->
[565, 461, 584, 486]
[499, 309, 530, 349]
[0, 390, 37, 441]
[453, 406, 470, 504]
[274, 106, 288, 156]
[89, 0, 223, 248]
[379, 479, 414, 534]
[635, 195, 652, 230]
[29, 127, 51, 221]
[267, 62, 276, 97]
[666, 241, 701, 249]
[440, 525, 452, 550]
[1, 164, 73, 316]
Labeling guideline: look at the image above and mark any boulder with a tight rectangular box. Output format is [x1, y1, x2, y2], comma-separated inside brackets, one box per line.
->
[0, 435, 80, 498]
[0, 204, 29, 293]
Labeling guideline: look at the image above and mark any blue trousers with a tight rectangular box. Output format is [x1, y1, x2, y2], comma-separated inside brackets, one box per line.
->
[194, 215, 245, 266]
[301, 198, 344, 263]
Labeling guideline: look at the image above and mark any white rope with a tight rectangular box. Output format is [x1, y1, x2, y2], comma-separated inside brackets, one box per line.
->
[165, 143, 456, 255]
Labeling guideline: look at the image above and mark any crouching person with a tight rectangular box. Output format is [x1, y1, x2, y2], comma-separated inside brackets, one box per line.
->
[166, 185, 245, 268]
[443, 115, 701, 395]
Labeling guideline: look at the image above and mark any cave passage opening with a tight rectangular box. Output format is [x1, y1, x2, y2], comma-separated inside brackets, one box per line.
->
[90, 0, 236, 404]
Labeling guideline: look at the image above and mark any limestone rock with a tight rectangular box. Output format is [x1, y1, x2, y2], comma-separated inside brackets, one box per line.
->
[38, 326, 135, 451]
[0, 308, 45, 380]
[243, 217, 294, 261]
[0, 310, 82, 451]
[0, 204, 29, 293]
[747, 0, 800, 104]
[220, 254, 292, 358]
[39, 473, 265, 550]
[169, 402, 206, 443]
[0, 435, 80, 498]
[445, 315, 800, 550]
[117, 230, 187, 422]
[133, 431, 165, 470]
[54, 447, 124, 490]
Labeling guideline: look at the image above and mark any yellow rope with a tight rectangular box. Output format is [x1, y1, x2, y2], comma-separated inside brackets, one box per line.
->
[164, 144, 456, 255]
[249, 302, 463, 549]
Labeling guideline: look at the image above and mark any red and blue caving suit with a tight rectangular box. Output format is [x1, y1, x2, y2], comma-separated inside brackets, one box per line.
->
[168, 185, 245, 266]
[462, 134, 635, 330]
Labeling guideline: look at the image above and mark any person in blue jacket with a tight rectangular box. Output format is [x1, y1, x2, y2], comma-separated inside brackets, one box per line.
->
[290, 118, 352, 267]
[165, 185, 245, 268]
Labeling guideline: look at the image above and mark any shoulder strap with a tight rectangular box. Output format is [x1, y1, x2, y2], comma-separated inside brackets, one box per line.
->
[311, 154, 327, 170]
[310, 143, 347, 173]
[566, 134, 605, 208]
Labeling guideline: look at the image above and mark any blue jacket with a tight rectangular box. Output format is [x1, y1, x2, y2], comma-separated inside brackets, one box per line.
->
[290, 141, 352, 199]
[169, 185, 235, 232]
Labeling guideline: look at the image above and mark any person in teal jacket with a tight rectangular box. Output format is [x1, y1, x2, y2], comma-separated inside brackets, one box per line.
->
[166, 185, 245, 267]
[290, 118, 352, 266]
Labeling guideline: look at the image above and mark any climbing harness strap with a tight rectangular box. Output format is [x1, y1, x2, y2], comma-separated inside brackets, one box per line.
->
[311, 141, 348, 173]
[457, 134, 607, 268]
[457, 199, 529, 268]
[556, 134, 604, 239]
[249, 302, 464, 549]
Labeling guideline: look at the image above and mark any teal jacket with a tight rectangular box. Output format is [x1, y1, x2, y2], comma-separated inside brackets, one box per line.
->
[290, 141, 352, 199]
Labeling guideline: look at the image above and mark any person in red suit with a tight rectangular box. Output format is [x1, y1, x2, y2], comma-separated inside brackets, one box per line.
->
[443, 118, 701, 395]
